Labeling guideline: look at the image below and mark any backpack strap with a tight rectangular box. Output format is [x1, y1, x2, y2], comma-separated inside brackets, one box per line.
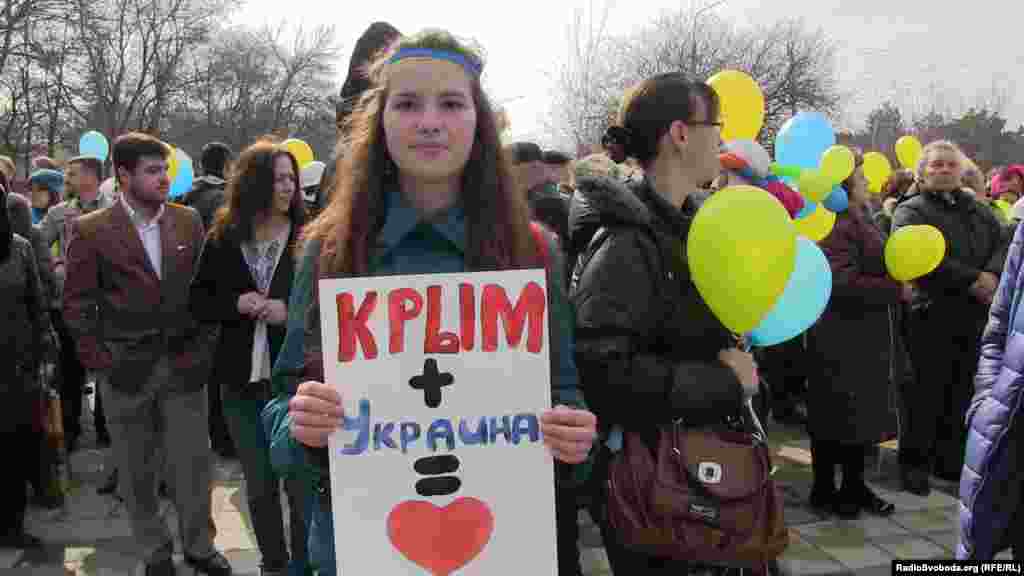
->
[529, 221, 550, 269]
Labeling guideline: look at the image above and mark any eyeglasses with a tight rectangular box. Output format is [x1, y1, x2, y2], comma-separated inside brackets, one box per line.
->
[684, 120, 723, 128]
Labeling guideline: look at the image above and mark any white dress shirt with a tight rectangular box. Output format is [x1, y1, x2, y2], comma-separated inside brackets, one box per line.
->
[122, 195, 165, 279]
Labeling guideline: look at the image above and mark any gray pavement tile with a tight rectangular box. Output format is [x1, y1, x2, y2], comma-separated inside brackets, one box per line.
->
[0, 548, 25, 569]
[889, 509, 957, 535]
[224, 549, 262, 576]
[580, 547, 611, 576]
[871, 535, 950, 560]
[921, 531, 958, 553]
[26, 516, 133, 543]
[1, 567, 73, 575]
[69, 544, 140, 576]
[784, 503, 824, 526]
[777, 531, 848, 576]
[794, 517, 909, 544]
[816, 541, 893, 571]
[877, 489, 957, 512]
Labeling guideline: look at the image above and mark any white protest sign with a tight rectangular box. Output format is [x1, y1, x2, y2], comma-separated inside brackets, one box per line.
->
[320, 270, 556, 575]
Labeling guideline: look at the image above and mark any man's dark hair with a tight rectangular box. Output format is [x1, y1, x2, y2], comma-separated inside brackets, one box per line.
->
[67, 155, 103, 180]
[541, 150, 572, 165]
[112, 132, 168, 175]
[200, 142, 232, 178]
[508, 142, 543, 165]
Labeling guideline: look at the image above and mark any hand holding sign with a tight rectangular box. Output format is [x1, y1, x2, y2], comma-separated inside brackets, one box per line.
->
[289, 381, 345, 447]
[540, 406, 597, 464]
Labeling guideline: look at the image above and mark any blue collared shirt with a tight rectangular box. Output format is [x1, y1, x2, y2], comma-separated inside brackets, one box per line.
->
[372, 189, 467, 276]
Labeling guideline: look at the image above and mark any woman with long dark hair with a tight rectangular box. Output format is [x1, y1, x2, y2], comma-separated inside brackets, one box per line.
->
[190, 140, 308, 576]
[263, 29, 596, 575]
[0, 169, 53, 548]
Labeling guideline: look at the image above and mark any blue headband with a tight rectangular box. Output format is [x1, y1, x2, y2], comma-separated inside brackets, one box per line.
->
[387, 48, 482, 77]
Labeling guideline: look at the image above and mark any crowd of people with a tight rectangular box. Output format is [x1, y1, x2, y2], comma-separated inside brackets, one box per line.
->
[5, 20, 1024, 576]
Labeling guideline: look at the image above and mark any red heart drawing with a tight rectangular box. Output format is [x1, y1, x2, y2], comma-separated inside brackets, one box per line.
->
[387, 497, 494, 576]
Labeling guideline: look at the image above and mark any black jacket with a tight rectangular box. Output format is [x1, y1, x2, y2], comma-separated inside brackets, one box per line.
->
[189, 225, 297, 387]
[528, 183, 571, 248]
[184, 176, 227, 231]
[892, 185, 1010, 309]
[568, 171, 744, 436]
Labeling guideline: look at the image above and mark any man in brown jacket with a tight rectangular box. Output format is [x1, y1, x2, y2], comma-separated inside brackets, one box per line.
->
[63, 133, 230, 576]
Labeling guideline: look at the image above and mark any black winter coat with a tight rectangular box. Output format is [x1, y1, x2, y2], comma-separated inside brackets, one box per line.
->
[892, 185, 1010, 312]
[806, 209, 905, 444]
[568, 172, 744, 437]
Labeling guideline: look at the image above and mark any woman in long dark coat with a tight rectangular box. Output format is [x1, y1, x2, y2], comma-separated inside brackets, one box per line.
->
[0, 171, 52, 548]
[806, 154, 912, 518]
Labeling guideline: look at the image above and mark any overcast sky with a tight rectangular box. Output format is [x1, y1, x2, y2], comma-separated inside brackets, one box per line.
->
[231, 0, 1022, 150]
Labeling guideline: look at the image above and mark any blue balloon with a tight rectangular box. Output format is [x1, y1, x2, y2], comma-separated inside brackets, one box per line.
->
[823, 185, 848, 213]
[79, 131, 109, 163]
[795, 200, 817, 220]
[749, 236, 832, 347]
[169, 154, 193, 200]
[775, 112, 836, 171]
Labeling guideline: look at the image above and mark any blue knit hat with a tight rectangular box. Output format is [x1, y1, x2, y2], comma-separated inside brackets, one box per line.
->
[29, 168, 64, 196]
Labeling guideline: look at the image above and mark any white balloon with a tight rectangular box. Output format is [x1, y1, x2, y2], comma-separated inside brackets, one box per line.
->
[301, 160, 327, 189]
[724, 139, 772, 179]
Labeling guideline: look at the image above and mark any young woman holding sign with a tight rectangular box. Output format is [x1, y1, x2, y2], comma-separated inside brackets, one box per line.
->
[262, 29, 596, 575]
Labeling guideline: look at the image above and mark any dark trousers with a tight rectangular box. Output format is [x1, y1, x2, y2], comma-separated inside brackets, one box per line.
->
[555, 467, 582, 576]
[902, 306, 984, 481]
[221, 380, 306, 571]
[52, 309, 85, 442]
[208, 377, 233, 455]
[810, 437, 866, 495]
[1, 425, 36, 536]
[756, 337, 806, 413]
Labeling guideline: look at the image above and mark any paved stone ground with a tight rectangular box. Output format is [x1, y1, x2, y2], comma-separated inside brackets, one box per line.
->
[3, 395, 1011, 575]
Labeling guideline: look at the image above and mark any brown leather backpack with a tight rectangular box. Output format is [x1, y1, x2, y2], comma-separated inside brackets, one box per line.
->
[605, 420, 788, 567]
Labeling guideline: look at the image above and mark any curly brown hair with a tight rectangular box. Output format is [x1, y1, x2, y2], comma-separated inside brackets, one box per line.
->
[301, 29, 537, 277]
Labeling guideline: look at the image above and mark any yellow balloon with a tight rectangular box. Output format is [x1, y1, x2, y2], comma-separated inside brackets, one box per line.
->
[167, 145, 179, 180]
[863, 152, 892, 194]
[895, 135, 923, 170]
[995, 199, 1013, 221]
[798, 169, 833, 203]
[793, 204, 836, 243]
[284, 138, 315, 168]
[885, 225, 946, 282]
[687, 185, 797, 333]
[820, 145, 855, 184]
[707, 70, 765, 142]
